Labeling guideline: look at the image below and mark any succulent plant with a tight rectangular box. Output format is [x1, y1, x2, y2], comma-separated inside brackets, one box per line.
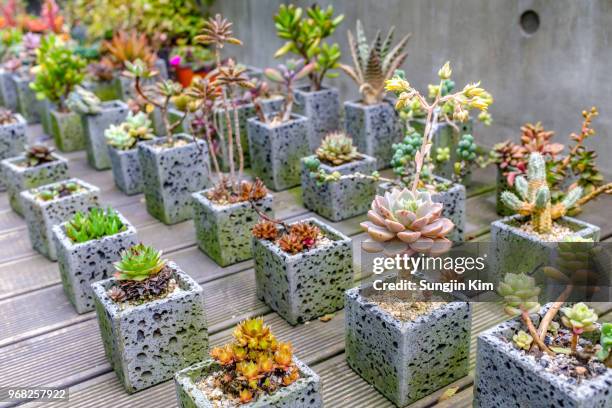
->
[65, 207, 126, 244]
[105, 112, 155, 150]
[262, 59, 315, 123]
[24, 144, 56, 167]
[252, 220, 278, 241]
[37, 181, 80, 201]
[391, 131, 422, 176]
[497, 273, 541, 316]
[102, 30, 156, 69]
[340, 20, 410, 105]
[206, 179, 268, 205]
[113, 244, 167, 281]
[360, 188, 454, 256]
[561, 303, 598, 334]
[501, 152, 582, 234]
[66, 85, 103, 115]
[315, 131, 360, 166]
[87, 59, 115, 82]
[596, 322, 612, 366]
[456, 134, 477, 162]
[209, 318, 299, 403]
[513, 330, 533, 351]
[107, 286, 126, 303]
[520, 122, 563, 158]
[0, 108, 17, 125]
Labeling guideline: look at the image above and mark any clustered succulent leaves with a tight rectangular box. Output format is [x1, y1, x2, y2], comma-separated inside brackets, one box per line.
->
[252, 220, 320, 255]
[0, 107, 17, 125]
[105, 111, 155, 150]
[24, 144, 56, 166]
[37, 181, 80, 201]
[103, 30, 157, 70]
[65, 207, 125, 243]
[66, 85, 102, 115]
[274, 4, 343, 91]
[205, 179, 268, 205]
[315, 131, 360, 166]
[597, 323, 612, 367]
[113, 243, 167, 281]
[208, 318, 300, 404]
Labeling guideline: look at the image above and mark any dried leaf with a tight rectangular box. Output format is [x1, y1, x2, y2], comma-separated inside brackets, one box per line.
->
[437, 386, 459, 402]
[319, 313, 335, 322]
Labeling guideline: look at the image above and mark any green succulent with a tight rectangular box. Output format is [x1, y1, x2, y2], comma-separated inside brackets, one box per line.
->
[456, 134, 477, 162]
[315, 132, 359, 165]
[105, 112, 155, 150]
[38, 181, 80, 201]
[512, 330, 533, 351]
[66, 86, 102, 115]
[596, 322, 611, 364]
[114, 244, 167, 281]
[65, 208, 126, 243]
[435, 147, 451, 163]
[497, 273, 541, 316]
[561, 302, 598, 334]
[303, 156, 321, 172]
[391, 131, 422, 176]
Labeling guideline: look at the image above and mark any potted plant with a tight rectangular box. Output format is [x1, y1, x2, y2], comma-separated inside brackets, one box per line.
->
[474, 273, 612, 407]
[0, 144, 68, 215]
[7, 33, 43, 124]
[20, 178, 100, 260]
[301, 131, 377, 221]
[30, 35, 88, 152]
[168, 44, 214, 87]
[187, 15, 276, 267]
[84, 59, 121, 101]
[52, 207, 137, 314]
[67, 86, 129, 170]
[340, 21, 410, 169]
[0, 28, 23, 111]
[175, 317, 321, 407]
[105, 111, 156, 195]
[91, 244, 209, 393]
[0, 107, 26, 190]
[273, 4, 343, 149]
[247, 59, 313, 191]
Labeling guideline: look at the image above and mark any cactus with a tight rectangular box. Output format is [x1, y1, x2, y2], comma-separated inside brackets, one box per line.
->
[512, 330, 533, 351]
[500, 152, 582, 234]
[65, 207, 126, 243]
[315, 131, 360, 166]
[66, 85, 102, 115]
[113, 244, 167, 281]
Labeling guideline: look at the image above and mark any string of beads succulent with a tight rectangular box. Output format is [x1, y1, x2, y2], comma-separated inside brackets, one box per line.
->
[66, 85, 102, 115]
[203, 318, 300, 404]
[37, 181, 80, 201]
[105, 112, 155, 150]
[252, 219, 321, 255]
[0, 107, 17, 125]
[65, 208, 125, 244]
[315, 131, 360, 166]
[24, 144, 56, 167]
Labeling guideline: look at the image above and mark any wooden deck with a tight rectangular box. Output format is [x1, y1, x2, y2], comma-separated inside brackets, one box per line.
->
[1, 124, 611, 408]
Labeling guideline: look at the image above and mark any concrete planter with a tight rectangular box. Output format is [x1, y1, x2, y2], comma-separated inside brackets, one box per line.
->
[175, 357, 322, 408]
[12, 75, 41, 124]
[215, 96, 284, 171]
[82, 100, 129, 170]
[0, 69, 18, 111]
[378, 177, 466, 243]
[253, 217, 353, 325]
[474, 306, 612, 408]
[0, 153, 68, 215]
[294, 86, 340, 150]
[192, 190, 273, 267]
[87, 79, 121, 102]
[345, 285, 471, 407]
[39, 99, 58, 136]
[50, 109, 85, 152]
[20, 178, 100, 260]
[91, 263, 209, 394]
[344, 100, 400, 170]
[138, 134, 210, 225]
[0, 113, 27, 191]
[489, 215, 601, 284]
[108, 145, 145, 195]
[52, 211, 138, 314]
[300, 154, 377, 222]
[247, 114, 310, 192]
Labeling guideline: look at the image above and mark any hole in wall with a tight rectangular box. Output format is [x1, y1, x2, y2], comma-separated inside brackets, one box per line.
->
[520, 10, 540, 35]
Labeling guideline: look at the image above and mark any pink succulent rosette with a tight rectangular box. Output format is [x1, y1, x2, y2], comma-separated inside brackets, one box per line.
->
[360, 188, 454, 256]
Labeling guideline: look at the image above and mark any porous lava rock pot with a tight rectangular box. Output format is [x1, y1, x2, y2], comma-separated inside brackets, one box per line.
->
[0, 113, 27, 191]
[82, 100, 129, 170]
[39, 99, 57, 136]
[108, 139, 155, 196]
[138, 135, 209, 224]
[474, 307, 612, 408]
[345, 284, 472, 407]
[294, 86, 340, 150]
[12, 75, 41, 124]
[489, 215, 600, 284]
[50, 109, 85, 152]
[52, 211, 138, 314]
[1, 152, 68, 215]
[192, 190, 273, 267]
[300, 154, 377, 222]
[253, 218, 353, 325]
[91, 263, 209, 394]
[247, 114, 310, 191]
[0, 69, 18, 111]
[344, 100, 400, 170]
[20, 179, 100, 260]
[174, 357, 322, 408]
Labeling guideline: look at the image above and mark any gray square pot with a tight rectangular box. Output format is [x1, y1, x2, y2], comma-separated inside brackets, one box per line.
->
[192, 190, 273, 267]
[86, 78, 121, 102]
[344, 100, 401, 170]
[300, 154, 377, 222]
[247, 114, 310, 192]
[39, 99, 58, 136]
[108, 145, 145, 195]
[12, 75, 42, 124]
[52, 211, 138, 314]
[0, 69, 18, 111]
[294, 86, 340, 150]
[474, 307, 612, 408]
[20, 178, 100, 260]
[488, 215, 601, 284]
[253, 217, 353, 325]
[0, 113, 27, 191]
[174, 357, 322, 408]
[138, 134, 210, 225]
[91, 263, 209, 394]
[378, 176, 466, 243]
[50, 109, 86, 152]
[0, 153, 68, 215]
[345, 285, 472, 407]
[82, 100, 129, 170]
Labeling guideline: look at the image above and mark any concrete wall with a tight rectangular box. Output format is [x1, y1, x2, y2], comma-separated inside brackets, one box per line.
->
[212, 0, 612, 175]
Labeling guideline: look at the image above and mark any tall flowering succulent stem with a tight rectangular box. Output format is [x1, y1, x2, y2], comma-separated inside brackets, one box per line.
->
[385, 62, 493, 193]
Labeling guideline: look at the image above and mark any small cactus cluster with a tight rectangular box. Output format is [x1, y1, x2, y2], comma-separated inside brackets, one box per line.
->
[65, 208, 126, 243]
[105, 112, 155, 151]
[208, 318, 300, 404]
[66, 86, 103, 115]
[0, 107, 17, 125]
[252, 221, 320, 254]
[37, 181, 80, 201]
[501, 152, 582, 234]
[315, 131, 360, 166]
[24, 144, 56, 167]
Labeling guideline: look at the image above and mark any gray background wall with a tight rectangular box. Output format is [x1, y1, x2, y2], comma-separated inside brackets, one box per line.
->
[212, 0, 612, 175]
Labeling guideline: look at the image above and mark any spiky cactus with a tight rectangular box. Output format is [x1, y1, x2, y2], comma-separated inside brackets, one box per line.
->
[500, 152, 582, 234]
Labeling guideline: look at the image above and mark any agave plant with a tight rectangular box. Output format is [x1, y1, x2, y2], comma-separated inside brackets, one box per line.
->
[103, 30, 156, 69]
[113, 243, 167, 281]
[340, 20, 410, 105]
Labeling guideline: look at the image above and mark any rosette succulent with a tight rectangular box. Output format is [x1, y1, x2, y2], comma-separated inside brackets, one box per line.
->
[561, 303, 598, 334]
[361, 188, 454, 255]
[497, 273, 541, 316]
[513, 330, 533, 351]
[315, 131, 360, 166]
[597, 323, 611, 366]
[105, 112, 155, 150]
[24, 144, 56, 167]
[66, 85, 102, 115]
[65, 207, 125, 243]
[0, 108, 17, 125]
[113, 244, 167, 281]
